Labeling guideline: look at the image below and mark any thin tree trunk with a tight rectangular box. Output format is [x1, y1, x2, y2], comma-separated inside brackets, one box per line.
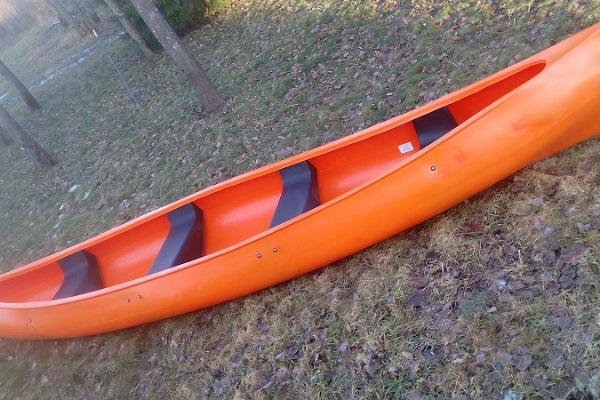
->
[0, 59, 41, 111]
[128, 0, 224, 112]
[103, 0, 153, 57]
[47, 0, 75, 28]
[0, 105, 56, 167]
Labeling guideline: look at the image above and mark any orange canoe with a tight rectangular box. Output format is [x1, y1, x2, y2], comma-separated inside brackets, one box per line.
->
[1, 23, 599, 339]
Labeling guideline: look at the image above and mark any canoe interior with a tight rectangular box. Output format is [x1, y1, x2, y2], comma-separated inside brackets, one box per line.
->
[0, 62, 545, 303]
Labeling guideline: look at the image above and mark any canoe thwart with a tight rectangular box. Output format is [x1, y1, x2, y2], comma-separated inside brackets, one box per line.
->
[270, 161, 320, 227]
[147, 204, 204, 275]
[54, 251, 102, 299]
[414, 107, 458, 148]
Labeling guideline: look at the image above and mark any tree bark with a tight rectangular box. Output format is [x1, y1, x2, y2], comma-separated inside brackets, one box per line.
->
[47, 0, 75, 28]
[128, 0, 225, 112]
[0, 59, 41, 111]
[103, 0, 153, 57]
[0, 105, 56, 167]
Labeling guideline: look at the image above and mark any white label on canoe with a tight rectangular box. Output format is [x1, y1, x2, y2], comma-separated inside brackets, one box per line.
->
[398, 142, 414, 154]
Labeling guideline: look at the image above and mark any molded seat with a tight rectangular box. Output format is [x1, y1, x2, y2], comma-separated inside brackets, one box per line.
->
[270, 161, 320, 228]
[54, 251, 102, 299]
[413, 106, 457, 148]
[147, 203, 204, 275]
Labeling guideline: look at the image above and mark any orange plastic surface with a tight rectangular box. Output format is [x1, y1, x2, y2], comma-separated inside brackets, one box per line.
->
[0, 22, 599, 339]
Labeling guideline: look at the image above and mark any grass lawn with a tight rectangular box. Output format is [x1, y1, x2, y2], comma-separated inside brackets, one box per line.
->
[0, 0, 599, 398]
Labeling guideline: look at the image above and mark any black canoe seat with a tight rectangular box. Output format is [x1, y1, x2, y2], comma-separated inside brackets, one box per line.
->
[147, 203, 204, 275]
[54, 251, 102, 299]
[270, 161, 320, 228]
[413, 106, 457, 148]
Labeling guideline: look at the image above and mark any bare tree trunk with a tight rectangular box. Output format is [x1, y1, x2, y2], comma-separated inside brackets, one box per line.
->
[128, 0, 224, 112]
[47, 0, 75, 28]
[0, 105, 56, 167]
[103, 0, 153, 57]
[0, 59, 41, 111]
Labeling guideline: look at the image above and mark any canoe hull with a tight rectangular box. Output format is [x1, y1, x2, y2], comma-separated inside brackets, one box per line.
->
[1, 23, 600, 339]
